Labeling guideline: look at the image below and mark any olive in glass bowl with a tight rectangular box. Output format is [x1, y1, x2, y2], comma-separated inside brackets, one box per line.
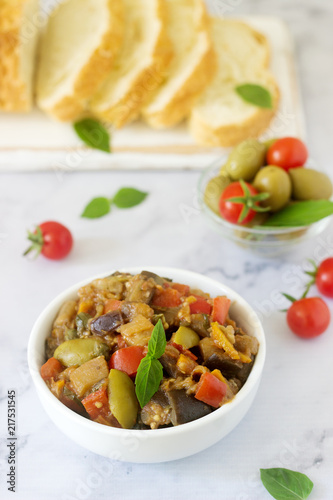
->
[198, 156, 332, 257]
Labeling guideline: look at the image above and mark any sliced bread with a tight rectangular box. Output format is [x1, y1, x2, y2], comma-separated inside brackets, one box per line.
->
[89, 0, 173, 129]
[189, 19, 280, 147]
[36, 0, 123, 121]
[141, 0, 215, 129]
[0, 0, 39, 111]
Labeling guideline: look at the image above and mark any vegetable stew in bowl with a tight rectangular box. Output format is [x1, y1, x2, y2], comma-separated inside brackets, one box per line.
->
[41, 271, 259, 430]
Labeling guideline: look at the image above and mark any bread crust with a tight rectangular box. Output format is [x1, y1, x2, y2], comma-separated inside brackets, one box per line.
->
[189, 75, 280, 147]
[37, 0, 124, 121]
[142, 0, 216, 129]
[0, 0, 38, 112]
[92, 0, 174, 129]
[189, 19, 280, 147]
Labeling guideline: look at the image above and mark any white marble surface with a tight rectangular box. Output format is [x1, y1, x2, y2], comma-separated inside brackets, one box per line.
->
[1, 1, 333, 499]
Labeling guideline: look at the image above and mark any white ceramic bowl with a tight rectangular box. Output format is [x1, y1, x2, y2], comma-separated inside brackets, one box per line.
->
[28, 267, 266, 463]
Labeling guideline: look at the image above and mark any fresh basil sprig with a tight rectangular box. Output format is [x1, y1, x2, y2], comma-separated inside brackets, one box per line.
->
[260, 468, 313, 500]
[135, 319, 166, 408]
[74, 118, 111, 153]
[235, 83, 273, 109]
[81, 187, 148, 219]
[262, 200, 333, 227]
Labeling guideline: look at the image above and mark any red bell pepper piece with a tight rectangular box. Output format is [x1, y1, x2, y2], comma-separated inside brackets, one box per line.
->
[82, 387, 110, 420]
[152, 288, 182, 307]
[212, 296, 231, 325]
[171, 283, 190, 296]
[189, 295, 212, 315]
[40, 357, 63, 381]
[104, 299, 123, 314]
[109, 346, 146, 377]
[170, 342, 198, 361]
[195, 372, 227, 408]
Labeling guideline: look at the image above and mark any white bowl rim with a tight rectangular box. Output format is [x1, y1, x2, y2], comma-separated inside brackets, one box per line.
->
[28, 266, 266, 438]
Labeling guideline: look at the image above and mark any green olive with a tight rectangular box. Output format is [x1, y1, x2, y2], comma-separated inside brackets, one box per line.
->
[204, 175, 231, 215]
[253, 166, 292, 212]
[263, 137, 278, 150]
[108, 369, 138, 429]
[219, 164, 229, 176]
[225, 139, 266, 181]
[288, 168, 333, 200]
[54, 338, 110, 367]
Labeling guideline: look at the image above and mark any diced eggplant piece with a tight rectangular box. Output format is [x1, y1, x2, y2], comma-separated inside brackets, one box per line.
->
[166, 389, 212, 425]
[141, 270, 167, 286]
[60, 386, 87, 417]
[53, 300, 78, 328]
[121, 301, 154, 321]
[124, 273, 156, 303]
[188, 314, 211, 337]
[90, 311, 124, 336]
[141, 390, 171, 429]
[117, 314, 154, 346]
[45, 337, 60, 359]
[153, 307, 181, 328]
[76, 312, 91, 336]
[79, 275, 126, 301]
[199, 337, 253, 384]
[160, 345, 182, 378]
[51, 300, 78, 343]
[234, 334, 259, 357]
[69, 356, 109, 397]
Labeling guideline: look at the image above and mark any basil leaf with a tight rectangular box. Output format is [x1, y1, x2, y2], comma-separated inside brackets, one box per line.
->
[135, 357, 163, 408]
[74, 118, 111, 153]
[81, 197, 111, 219]
[113, 188, 148, 209]
[263, 200, 333, 227]
[260, 468, 313, 500]
[147, 319, 167, 359]
[235, 84, 273, 109]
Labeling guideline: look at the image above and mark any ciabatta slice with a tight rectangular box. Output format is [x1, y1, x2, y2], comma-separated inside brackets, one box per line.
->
[90, 0, 173, 129]
[36, 0, 123, 121]
[0, 0, 39, 111]
[189, 19, 279, 147]
[141, 0, 215, 129]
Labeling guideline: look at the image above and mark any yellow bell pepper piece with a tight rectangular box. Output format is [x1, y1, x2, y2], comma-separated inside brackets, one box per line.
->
[172, 326, 200, 350]
[238, 352, 252, 364]
[211, 322, 240, 360]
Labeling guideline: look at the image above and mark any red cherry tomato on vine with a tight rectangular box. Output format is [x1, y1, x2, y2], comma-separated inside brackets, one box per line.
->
[286, 297, 330, 338]
[266, 137, 308, 171]
[24, 221, 73, 260]
[315, 258, 333, 298]
[219, 181, 262, 225]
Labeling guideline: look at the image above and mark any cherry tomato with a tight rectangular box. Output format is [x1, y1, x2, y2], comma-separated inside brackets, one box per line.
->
[266, 137, 308, 171]
[25, 221, 73, 260]
[286, 297, 330, 338]
[219, 181, 260, 225]
[315, 258, 333, 298]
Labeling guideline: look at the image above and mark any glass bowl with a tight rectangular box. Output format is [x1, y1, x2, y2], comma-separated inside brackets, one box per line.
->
[198, 157, 331, 257]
